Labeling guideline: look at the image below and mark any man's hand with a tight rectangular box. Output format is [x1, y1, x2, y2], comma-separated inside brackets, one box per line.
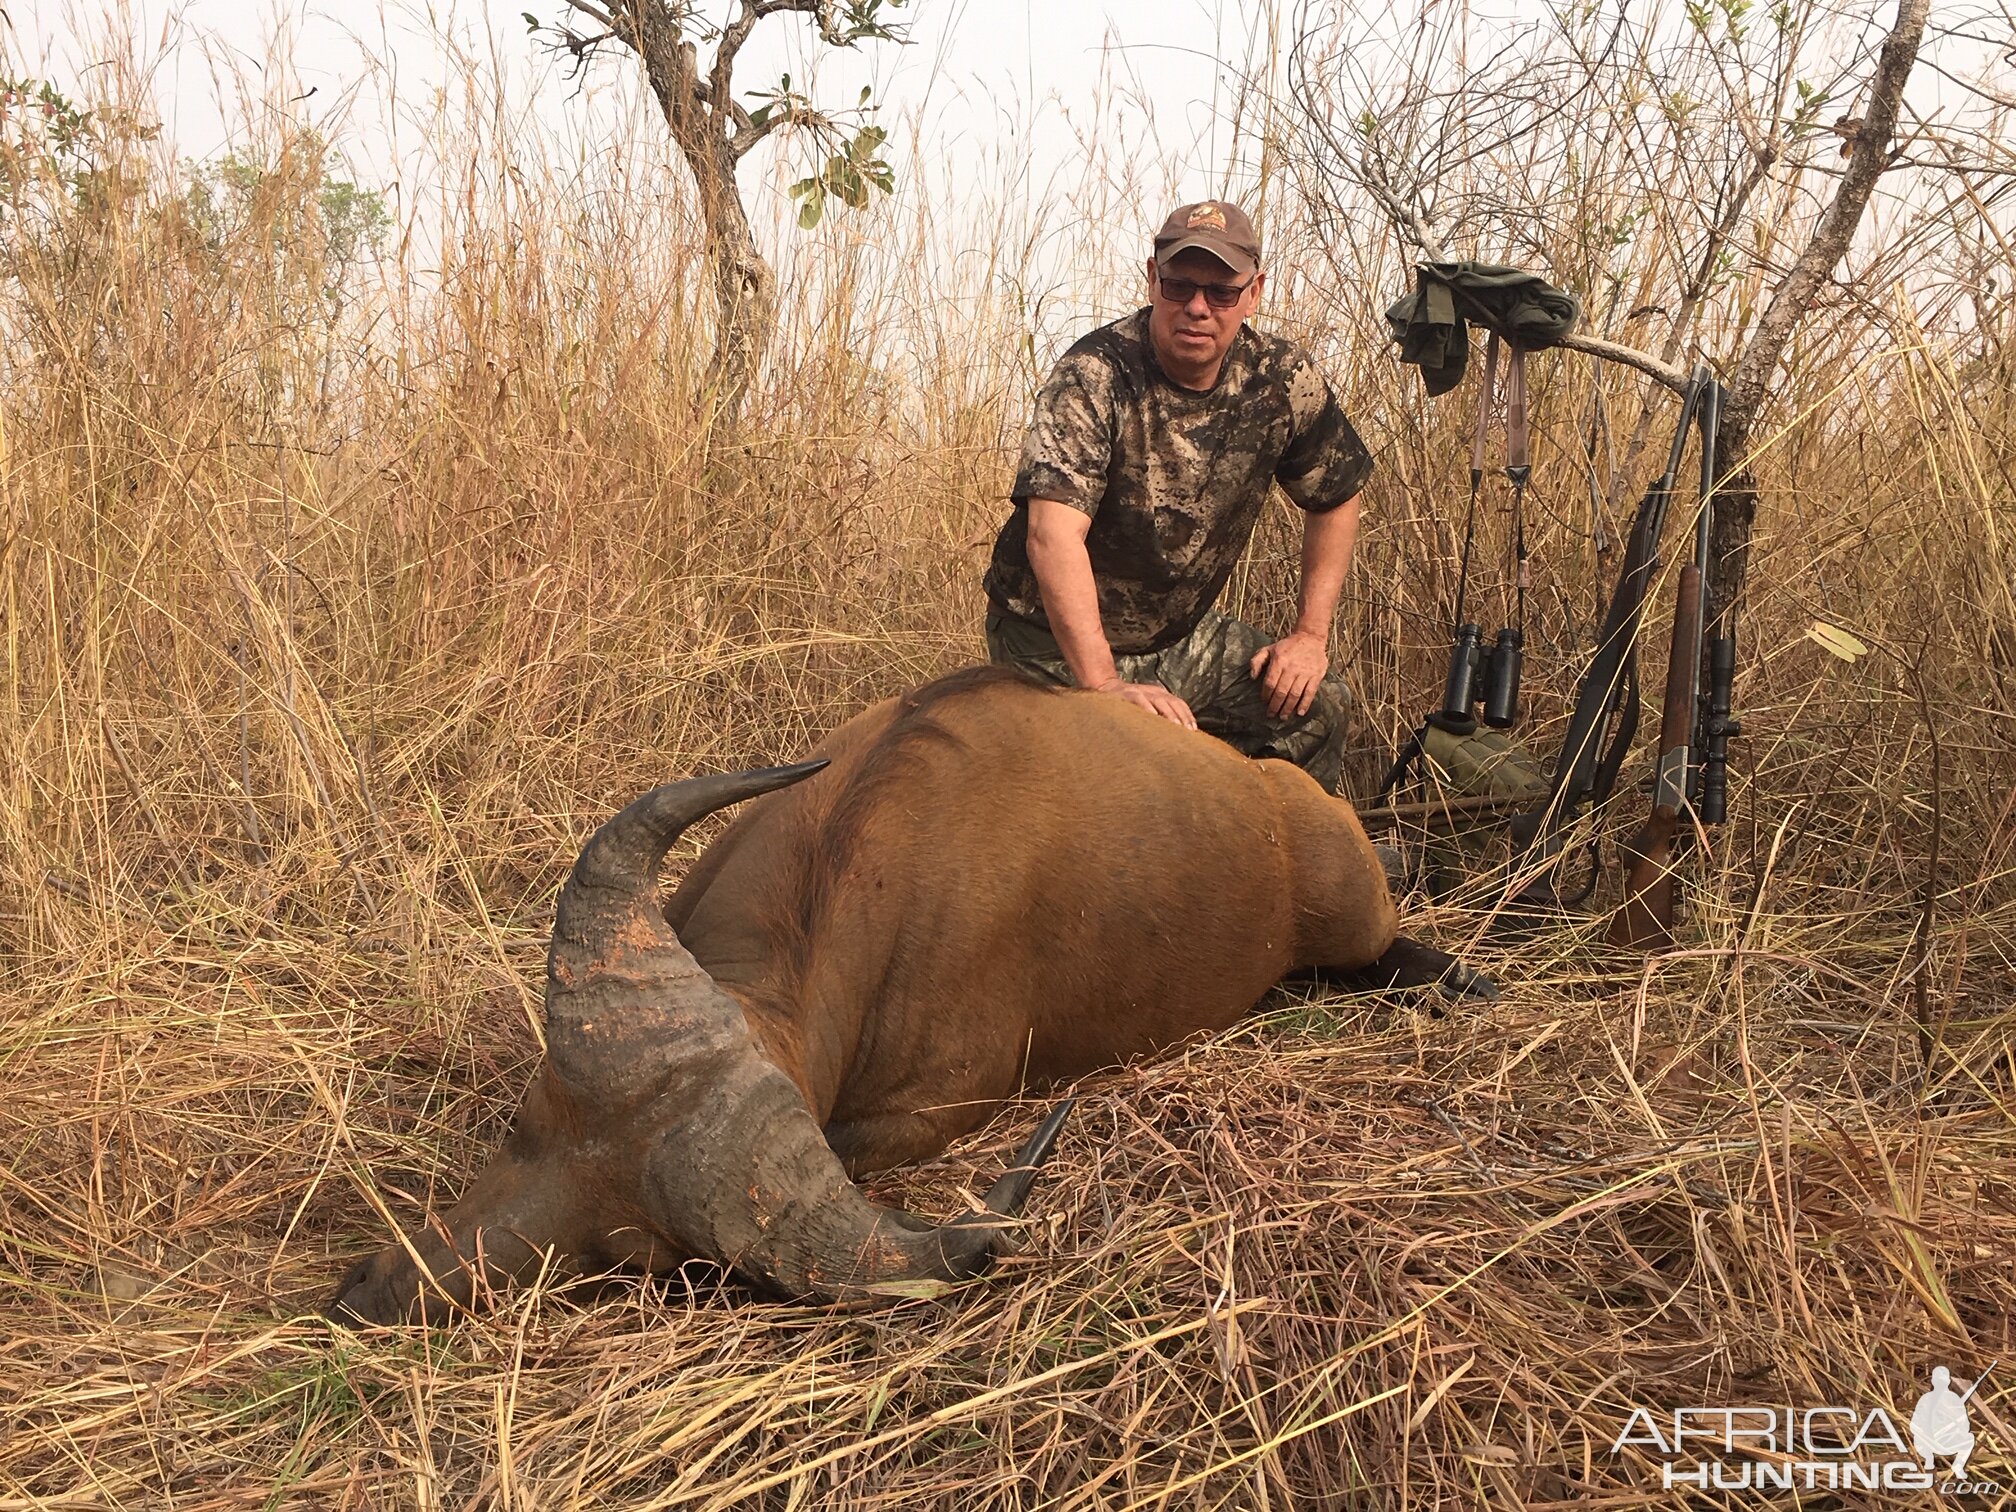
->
[1248, 629, 1329, 720]
[1093, 678, 1199, 730]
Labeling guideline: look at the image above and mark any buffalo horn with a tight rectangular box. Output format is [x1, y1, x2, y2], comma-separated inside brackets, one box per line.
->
[546, 759, 1027, 1301]
[545, 761, 828, 1104]
[567, 760, 830, 896]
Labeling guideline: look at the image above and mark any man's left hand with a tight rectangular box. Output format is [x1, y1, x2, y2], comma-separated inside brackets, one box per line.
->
[1248, 629, 1330, 721]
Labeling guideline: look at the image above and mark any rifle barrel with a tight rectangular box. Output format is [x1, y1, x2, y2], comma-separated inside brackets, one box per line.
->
[1957, 1360, 1998, 1407]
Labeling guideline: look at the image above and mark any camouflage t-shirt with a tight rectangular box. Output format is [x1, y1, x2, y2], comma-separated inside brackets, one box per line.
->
[984, 308, 1373, 656]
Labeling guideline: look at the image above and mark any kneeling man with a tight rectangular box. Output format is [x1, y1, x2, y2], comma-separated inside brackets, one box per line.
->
[984, 198, 1371, 795]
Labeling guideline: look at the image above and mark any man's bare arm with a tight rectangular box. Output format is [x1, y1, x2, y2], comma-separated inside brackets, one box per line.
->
[1294, 495, 1360, 635]
[1025, 498, 1197, 729]
[1249, 494, 1361, 720]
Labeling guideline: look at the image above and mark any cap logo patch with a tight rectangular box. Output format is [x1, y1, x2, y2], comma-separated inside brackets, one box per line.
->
[1187, 202, 1228, 231]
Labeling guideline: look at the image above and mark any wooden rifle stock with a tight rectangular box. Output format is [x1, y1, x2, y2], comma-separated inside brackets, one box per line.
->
[1609, 562, 1703, 950]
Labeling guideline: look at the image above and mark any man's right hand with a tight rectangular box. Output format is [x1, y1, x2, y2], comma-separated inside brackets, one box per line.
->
[1024, 498, 1197, 731]
[1093, 678, 1198, 730]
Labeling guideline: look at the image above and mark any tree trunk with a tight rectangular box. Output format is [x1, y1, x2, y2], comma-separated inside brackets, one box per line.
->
[1705, 0, 1930, 635]
[626, 6, 778, 421]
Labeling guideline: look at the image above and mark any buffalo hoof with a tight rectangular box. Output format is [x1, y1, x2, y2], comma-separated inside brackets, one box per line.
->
[1299, 936, 1499, 1005]
[324, 1253, 399, 1328]
[323, 1245, 467, 1328]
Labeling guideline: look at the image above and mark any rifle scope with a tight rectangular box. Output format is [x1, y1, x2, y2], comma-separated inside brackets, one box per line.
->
[1698, 634, 1741, 823]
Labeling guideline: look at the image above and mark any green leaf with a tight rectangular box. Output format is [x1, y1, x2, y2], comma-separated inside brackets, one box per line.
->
[790, 176, 827, 227]
[825, 156, 868, 208]
[747, 103, 772, 128]
[859, 85, 873, 106]
[851, 125, 888, 157]
[523, 11, 539, 29]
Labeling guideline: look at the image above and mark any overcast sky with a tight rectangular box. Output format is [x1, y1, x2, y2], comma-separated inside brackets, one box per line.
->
[13, 0, 2001, 353]
[7, 0, 1268, 231]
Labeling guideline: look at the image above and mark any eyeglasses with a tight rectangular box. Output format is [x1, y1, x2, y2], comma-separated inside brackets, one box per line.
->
[1152, 272, 1255, 310]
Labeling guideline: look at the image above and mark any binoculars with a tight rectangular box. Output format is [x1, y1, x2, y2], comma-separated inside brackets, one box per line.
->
[1435, 622, 1524, 733]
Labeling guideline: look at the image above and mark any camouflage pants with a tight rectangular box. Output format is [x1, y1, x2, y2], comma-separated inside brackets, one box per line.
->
[984, 608, 1352, 795]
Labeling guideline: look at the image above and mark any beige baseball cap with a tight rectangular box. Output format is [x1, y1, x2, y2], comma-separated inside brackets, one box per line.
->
[1152, 200, 1261, 276]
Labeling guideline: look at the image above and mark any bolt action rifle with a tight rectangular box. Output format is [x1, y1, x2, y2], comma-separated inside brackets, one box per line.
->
[1503, 363, 1712, 909]
[1609, 377, 1742, 948]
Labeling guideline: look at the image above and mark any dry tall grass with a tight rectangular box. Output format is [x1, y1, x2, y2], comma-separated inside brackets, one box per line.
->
[1, 12, 2013, 1509]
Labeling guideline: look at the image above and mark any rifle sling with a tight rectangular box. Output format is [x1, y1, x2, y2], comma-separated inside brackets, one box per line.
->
[1586, 656, 1639, 809]
[1470, 336, 1499, 479]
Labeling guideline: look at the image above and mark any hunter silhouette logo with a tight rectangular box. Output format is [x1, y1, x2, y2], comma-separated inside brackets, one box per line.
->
[1914, 1364, 1991, 1477]
[1186, 202, 1228, 231]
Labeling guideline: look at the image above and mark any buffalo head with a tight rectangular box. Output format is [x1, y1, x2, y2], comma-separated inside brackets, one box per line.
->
[328, 759, 1068, 1325]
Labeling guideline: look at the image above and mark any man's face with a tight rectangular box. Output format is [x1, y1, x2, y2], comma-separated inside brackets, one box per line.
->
[1144, 248, 1264, 377]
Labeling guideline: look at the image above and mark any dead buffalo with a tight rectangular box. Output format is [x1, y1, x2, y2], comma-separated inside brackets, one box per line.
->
[328, 665, 1489, 1323]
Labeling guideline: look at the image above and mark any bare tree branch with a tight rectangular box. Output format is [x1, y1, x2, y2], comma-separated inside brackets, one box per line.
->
[1722, 0, 1932, 435]
[563, 0, 618, 34]
[1706, 0, 1932, 637]
[1556, 333, 1690, 392]
[728, 107, 795, 161]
